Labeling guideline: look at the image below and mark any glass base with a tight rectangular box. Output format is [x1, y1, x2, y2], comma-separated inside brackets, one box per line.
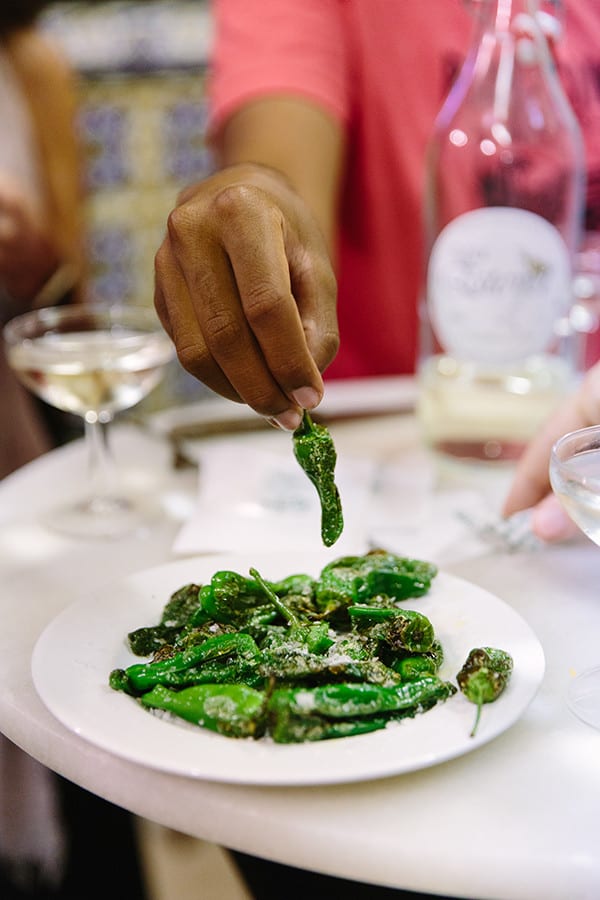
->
[566, 665, 600, 730]
[42, 493, 159, 540]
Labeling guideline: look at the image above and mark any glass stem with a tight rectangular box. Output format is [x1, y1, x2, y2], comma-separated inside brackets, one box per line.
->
[85, 417, 121, 511]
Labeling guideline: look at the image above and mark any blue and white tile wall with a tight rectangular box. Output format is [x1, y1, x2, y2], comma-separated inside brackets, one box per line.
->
[42, 1, 215, 406]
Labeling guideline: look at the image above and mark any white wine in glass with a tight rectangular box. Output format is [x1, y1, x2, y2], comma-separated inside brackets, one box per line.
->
[550, 424, 600, 729]
[4, 303, 175, 538]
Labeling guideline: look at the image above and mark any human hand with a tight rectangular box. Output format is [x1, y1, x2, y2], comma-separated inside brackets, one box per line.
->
[154, 163, 339, 430]
[503, 362, 600, 541]
[0, 175, 59, 302]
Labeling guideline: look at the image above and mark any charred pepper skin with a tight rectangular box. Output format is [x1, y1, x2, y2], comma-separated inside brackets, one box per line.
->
[348, 605, 435, 653]
[267, 677, 457, 743]
[141, 683, 266, 738]
[269, 712, 390, 743]
[111, 632, 261, 694]
[457, 646, 514, 737]
[315, 551, 438, 616]
[389, 639, 445, 679]
[352, 550, 438, 601]
[128, 583, 202, 656]
[270, 678, 456, 718]
[391, 655, 438, 681]
[191, 570, 319, 627]
[292, 410, 344, 547]
[194, 571, 270, 625]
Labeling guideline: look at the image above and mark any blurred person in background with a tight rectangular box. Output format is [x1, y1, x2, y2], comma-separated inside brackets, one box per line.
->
[154, 0, 600, 436]
[0, 0, 83, 479]
[0, 4, 148, 899]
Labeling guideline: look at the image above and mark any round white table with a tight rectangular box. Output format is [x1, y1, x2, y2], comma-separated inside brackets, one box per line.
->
[0, 397, 599, 900]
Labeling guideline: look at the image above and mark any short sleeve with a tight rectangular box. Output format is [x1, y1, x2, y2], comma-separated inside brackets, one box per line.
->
[208, 0, 350, 136]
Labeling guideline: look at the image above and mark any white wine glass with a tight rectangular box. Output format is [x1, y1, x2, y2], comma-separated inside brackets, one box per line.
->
[3, 302, 175, 538]
[550, 424, 600, 729]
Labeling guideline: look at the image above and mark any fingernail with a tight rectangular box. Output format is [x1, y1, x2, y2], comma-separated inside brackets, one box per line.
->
[272, 409, 303, 431]
[291, 387, 321, 410]
[532, 496, 574, 542]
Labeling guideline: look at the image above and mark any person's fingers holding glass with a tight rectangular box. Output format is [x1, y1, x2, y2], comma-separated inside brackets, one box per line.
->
[504, 362, 600, 541]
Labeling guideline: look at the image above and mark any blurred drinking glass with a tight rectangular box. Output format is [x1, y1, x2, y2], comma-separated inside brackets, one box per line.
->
[550, 423, 600, 729]
[3, 303, 175, 538]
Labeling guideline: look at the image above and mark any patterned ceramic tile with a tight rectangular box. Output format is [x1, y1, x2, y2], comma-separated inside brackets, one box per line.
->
[43, 3, 216, 406]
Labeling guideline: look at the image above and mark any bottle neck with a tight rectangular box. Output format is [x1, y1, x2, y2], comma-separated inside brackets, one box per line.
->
[474, 0, 540, 31]
[470, 0, 554, 64]
[460, 0, 557, 88]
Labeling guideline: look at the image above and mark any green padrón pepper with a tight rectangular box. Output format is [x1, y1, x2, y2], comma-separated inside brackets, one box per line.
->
[315, 551, 438, 616]
[110, 632, 261, 693]
[270, 678, 455, 719]
[293, 410, 343, 547]
[141, 683, 266, 738]
[457, 646, 513, 737]
[348, 605, 435, 653]
[267, 677, 456, 743]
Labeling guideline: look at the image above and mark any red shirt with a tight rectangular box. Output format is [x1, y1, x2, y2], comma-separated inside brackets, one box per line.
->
[209, 0, 600, 379]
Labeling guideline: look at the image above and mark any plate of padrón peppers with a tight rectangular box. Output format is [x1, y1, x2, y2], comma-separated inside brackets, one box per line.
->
[32, 549, 545, 785]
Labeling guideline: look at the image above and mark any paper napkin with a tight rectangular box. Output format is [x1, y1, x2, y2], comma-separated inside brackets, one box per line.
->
[172, 439, 376, 556]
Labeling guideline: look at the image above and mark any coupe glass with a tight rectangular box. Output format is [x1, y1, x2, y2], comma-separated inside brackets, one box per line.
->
[3, 303, 175, 538]
[550, 424, 600, 729]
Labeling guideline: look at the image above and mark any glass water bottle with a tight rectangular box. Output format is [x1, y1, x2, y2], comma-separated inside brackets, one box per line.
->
[417, 0, 585, 462]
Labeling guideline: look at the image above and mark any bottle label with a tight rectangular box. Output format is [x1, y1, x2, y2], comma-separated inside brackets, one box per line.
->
[427, 207, 572, 364]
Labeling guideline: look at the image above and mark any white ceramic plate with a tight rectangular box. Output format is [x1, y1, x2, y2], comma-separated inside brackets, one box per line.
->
[32, 552, 545, 786]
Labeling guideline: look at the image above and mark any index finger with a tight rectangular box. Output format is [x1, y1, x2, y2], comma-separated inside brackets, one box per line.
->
[223, 210, 325, 399]
[182, 183, 326, 412]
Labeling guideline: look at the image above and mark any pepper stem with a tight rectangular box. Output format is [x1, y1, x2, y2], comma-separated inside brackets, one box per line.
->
[470, 702, 482, 738]
[294, 409, 313, 437]
[470, 685, 484, 738]
[250, 567, 300, 627]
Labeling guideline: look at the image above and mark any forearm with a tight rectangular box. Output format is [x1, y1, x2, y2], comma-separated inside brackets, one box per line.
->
[503, 363, 600, 541]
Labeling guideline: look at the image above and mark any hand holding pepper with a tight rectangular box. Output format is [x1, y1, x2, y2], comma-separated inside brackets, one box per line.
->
[153, 163, 339, 429]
